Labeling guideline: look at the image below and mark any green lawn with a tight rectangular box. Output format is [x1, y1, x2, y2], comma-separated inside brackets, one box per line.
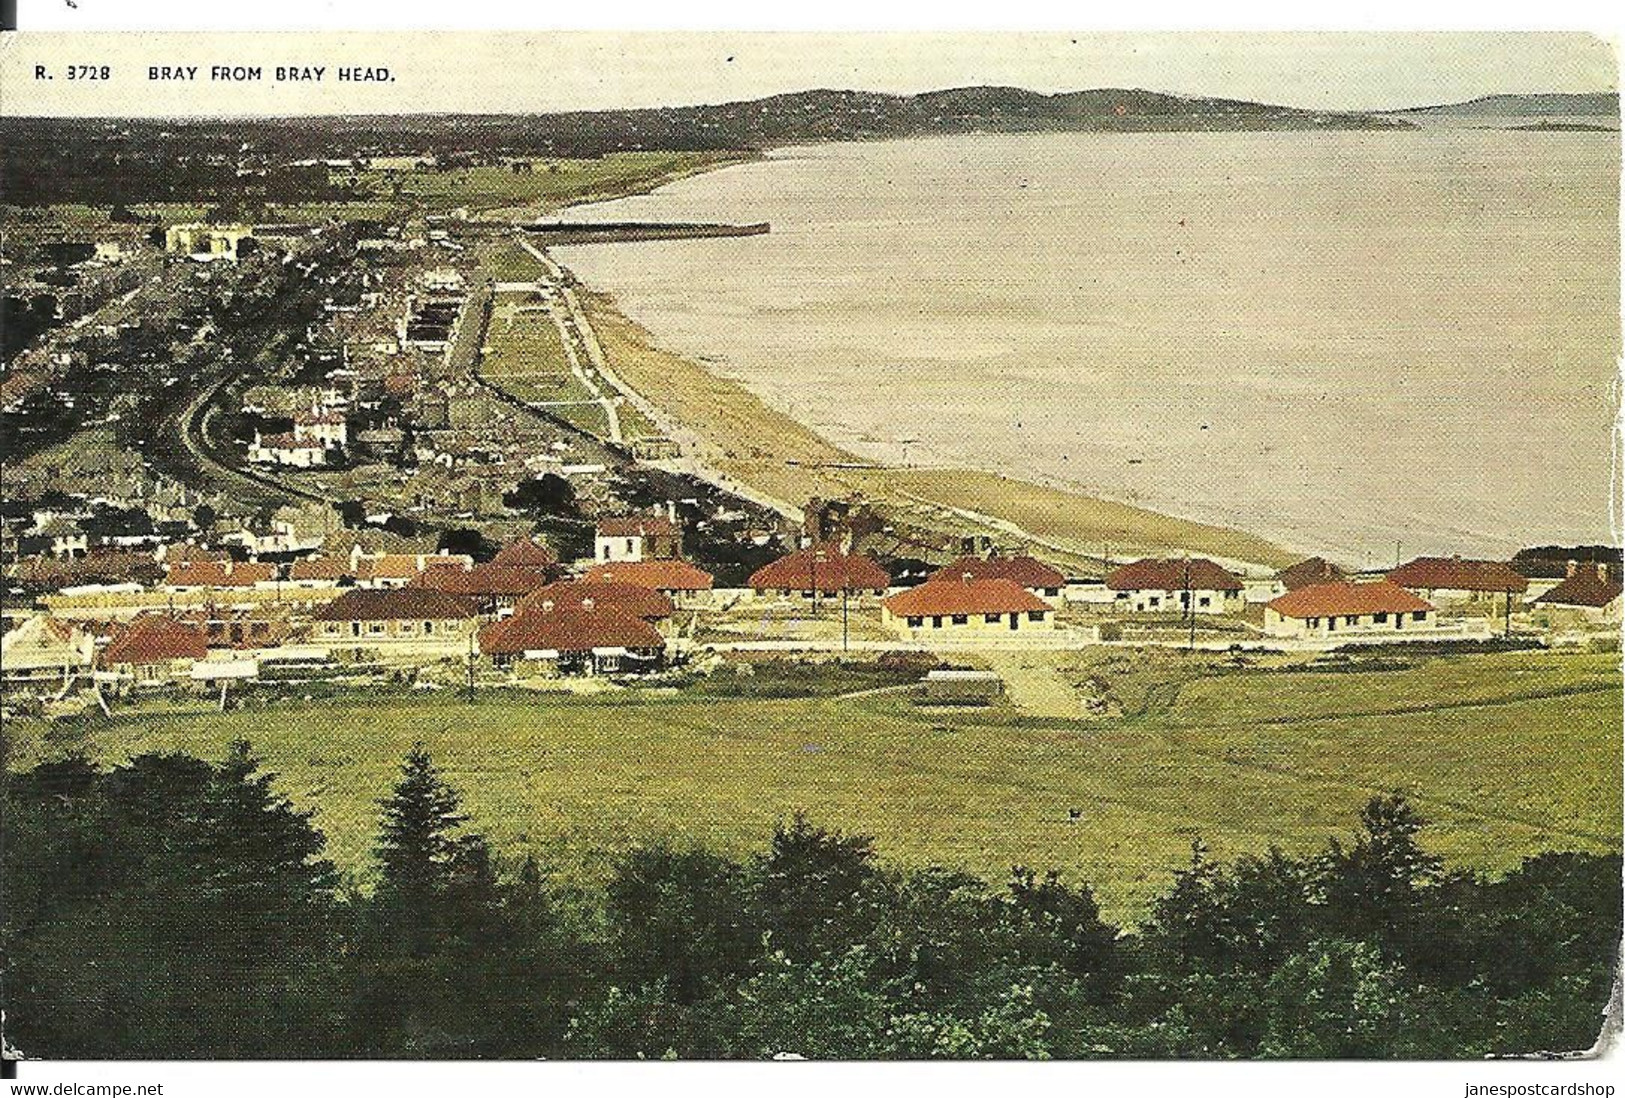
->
[7, 649, 1618, 922]
[357, 151, 752, 215]
[480, 295, 613, 438]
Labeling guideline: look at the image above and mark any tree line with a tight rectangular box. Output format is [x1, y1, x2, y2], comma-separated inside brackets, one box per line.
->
[2, 742, 1617, 1059]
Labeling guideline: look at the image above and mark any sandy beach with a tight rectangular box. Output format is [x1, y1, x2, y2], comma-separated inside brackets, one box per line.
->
[579, 287, 1298, 572]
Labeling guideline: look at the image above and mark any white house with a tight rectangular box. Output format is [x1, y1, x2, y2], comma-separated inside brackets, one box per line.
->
[1264, 580, 1437, 642]
[1531, 562, 1623, 624]
[1105, 558, 1244, 615]
[247, 431, 327, 468]
[881, 577, 1055, 640]
[594, 514, 681, 563]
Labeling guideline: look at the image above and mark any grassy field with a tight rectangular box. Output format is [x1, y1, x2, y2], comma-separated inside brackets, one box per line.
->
[479, 294, 613, 438]
[357, 152, 754, 216]
[8, 648, 1617, 922]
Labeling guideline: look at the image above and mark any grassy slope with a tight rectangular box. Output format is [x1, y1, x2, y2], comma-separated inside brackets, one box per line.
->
[8, 650, 1617, 922]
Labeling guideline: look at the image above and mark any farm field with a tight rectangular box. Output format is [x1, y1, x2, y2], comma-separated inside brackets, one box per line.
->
[6, 648, 1618, 922]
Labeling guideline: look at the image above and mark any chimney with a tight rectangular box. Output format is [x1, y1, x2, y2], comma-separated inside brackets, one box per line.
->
[667, 499, 676, 524]
[962, 572, 973, 585]
[581, 597, 595, 612]
[1567, 559, 1579, 578]
[541, 599, 555, 612]
[1597, 563, 1609, 583]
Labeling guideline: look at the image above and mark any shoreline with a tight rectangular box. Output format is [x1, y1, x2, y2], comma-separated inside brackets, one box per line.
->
[571, 281, 1298, 573]
[536, 149, 1300, 573]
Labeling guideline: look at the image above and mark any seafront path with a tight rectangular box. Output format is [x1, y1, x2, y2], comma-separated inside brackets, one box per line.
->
[512, 230, 804, 522]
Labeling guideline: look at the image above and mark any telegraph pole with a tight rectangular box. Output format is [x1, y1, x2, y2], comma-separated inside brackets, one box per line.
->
[465, 628, 475, 703]
[1184, 558, 1196, 650]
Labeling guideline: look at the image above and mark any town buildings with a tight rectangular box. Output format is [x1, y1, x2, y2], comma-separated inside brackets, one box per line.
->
[310, 588, 479, 657]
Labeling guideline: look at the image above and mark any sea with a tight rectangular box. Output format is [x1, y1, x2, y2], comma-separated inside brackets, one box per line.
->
[554, 124, 1621, 565]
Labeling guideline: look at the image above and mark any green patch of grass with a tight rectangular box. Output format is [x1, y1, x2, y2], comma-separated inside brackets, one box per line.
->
[356, 152, 751, 215]
[480, 298, 616, 439]
[7, 650, 1617, 922]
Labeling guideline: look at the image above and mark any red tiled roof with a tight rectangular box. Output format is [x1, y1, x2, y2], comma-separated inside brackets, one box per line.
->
[311, 588, 477, 622]
[354, 553, 472, 581]
[490, 537, 558, 569]
[1534, 566, 1622, 609]
[165, 561, 277, 587]
[102, 615, 209, 665]
[1275, 556, 1349, 590]
[884, 577, 1050, 617]
[1387, 557, 1528, 594]
[290, 557, 350, 581]
[749, 545, 891, 593]
[516, 581, 674, 621]
[582, 560, 714, 592]
[1267, 581, 1433, 620]
[410, 563, 553, 598]
[596, 515, 678, 538]
[930, 554, 1064, 591]
[479, 605, 665, 656]
[259, 431, 318, 451]
[1106, 558, 1242, 592]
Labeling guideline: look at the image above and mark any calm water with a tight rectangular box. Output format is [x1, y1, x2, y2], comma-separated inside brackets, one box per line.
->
[556, 129, 1621, 564]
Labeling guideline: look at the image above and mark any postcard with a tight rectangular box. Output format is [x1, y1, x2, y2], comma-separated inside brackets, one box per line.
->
[1, 20, 1620, 1083]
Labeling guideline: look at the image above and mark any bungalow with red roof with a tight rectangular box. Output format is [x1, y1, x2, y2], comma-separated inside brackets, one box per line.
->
[1264, 581, 1435, 642]
[288, 557, 352, 588]
[749, 544, 891, 604]
[310, 588, 478, 656]
[516, 581, 674, 629]
[882, 577, 1054, 640]
[1105, 558, 1243, 615]
[409, 561, 554, 615]
[1387, 556, 1528, 605]
[292, 407, 349, 449]
[581, 560, 715, 607]
[99, 614, 210, 685]
[1531, 561, 1622, 624]
[594, 514, 680, 563]
[929, 553, 1066, 605]
[479, 604, 667, 676]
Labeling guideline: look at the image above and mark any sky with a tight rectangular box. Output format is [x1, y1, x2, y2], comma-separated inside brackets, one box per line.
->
[0, 30, 1617, 117]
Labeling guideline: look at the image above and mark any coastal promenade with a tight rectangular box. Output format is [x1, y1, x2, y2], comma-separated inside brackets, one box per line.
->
[515, 231, 805, 522]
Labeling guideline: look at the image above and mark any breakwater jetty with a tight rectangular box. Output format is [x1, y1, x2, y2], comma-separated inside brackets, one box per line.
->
[517, 220, 770, 245]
